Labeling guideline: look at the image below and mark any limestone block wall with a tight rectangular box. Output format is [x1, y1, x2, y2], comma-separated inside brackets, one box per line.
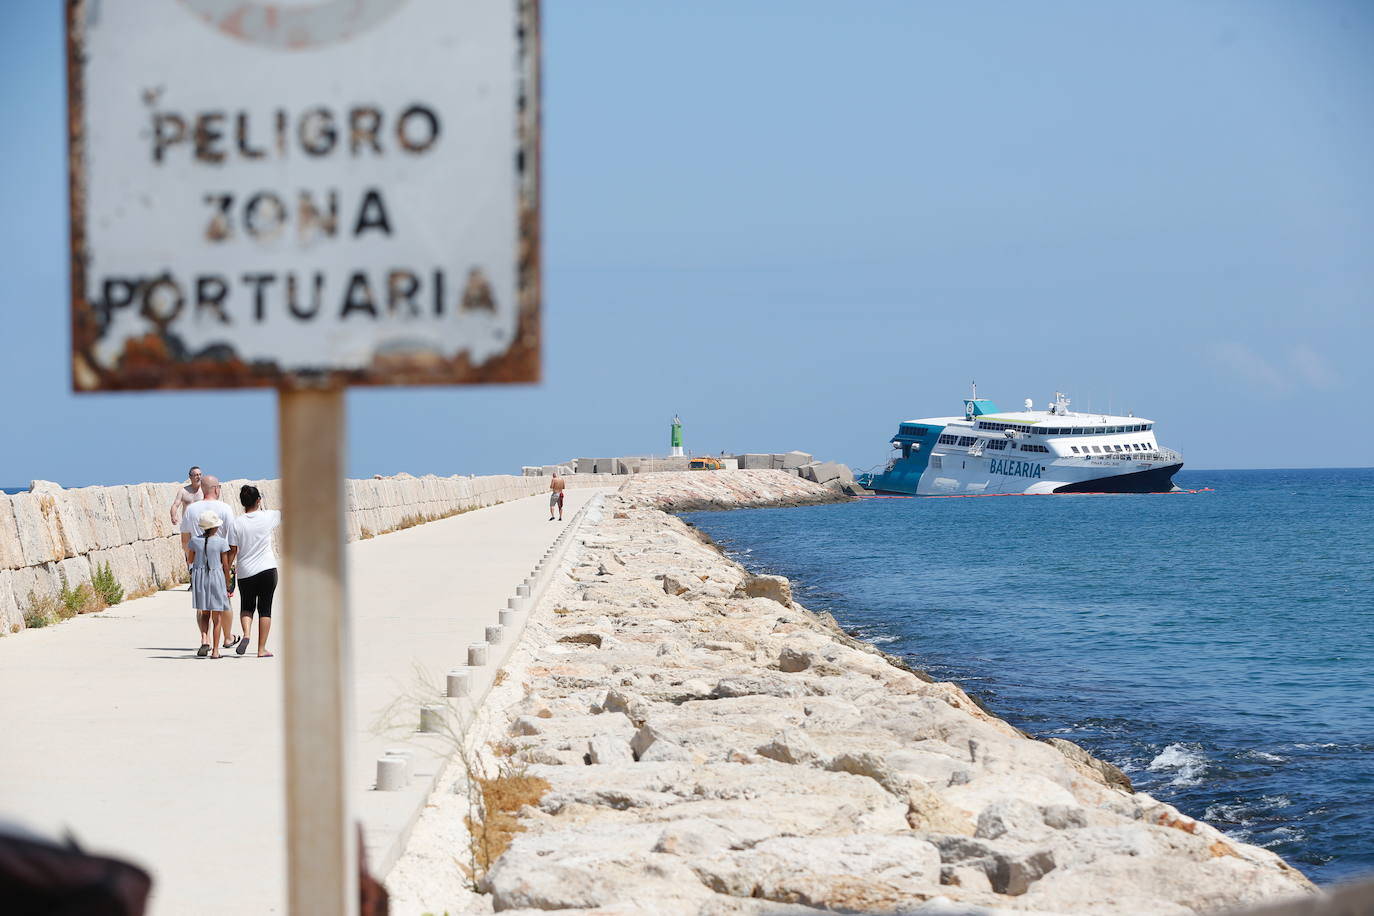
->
[0, 472, 623, 635]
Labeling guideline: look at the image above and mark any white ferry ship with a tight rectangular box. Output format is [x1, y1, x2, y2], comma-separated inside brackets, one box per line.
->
[857, 390, 1183, 495]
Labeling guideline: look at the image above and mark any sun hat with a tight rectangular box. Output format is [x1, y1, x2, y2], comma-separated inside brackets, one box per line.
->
[197, 511, 223, 531]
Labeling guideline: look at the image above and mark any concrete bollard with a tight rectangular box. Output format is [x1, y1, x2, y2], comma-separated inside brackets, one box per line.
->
[384, 748, 414, 782]
[516, 583, 530, 598]
[499, 608, 519, 629]
[376, 755, 407, 791]
[419, 704, 446, 734]
[446, 668, 471, 698]
[468, 642, 489, 667]
[507, 595, 527, 613]
[486, 624, 505, 645]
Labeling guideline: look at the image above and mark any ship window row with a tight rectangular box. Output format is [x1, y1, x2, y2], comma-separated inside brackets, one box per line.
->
[898, 425, 930, 437]
[1021, 444, 1050, 453]
[985, 439, 1008, 450]
[977, 421, 1153, 435]
[1070, 443, 1154, 455]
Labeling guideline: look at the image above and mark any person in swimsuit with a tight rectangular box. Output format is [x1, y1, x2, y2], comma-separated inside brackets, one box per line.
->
[549, 471, 565, 521]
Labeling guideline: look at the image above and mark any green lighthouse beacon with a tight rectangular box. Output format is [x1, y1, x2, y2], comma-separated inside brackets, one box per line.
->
[670, 415, 684, 457]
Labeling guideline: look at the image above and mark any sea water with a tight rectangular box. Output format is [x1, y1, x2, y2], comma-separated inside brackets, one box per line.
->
[683, 468, 1374, 884]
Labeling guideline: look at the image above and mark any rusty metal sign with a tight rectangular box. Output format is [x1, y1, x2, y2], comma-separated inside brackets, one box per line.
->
[67, 0, 540, 390]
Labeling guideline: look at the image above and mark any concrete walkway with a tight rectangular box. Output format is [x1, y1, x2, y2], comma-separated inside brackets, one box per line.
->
[0, 486, 610, 915]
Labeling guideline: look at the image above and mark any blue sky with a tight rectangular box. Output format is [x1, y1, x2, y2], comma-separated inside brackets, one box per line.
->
[3, 1, 1372, 486]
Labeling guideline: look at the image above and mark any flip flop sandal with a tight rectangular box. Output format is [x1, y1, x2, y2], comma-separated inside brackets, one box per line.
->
[197, 644, 210, 657]
[236, 637, 250, 655]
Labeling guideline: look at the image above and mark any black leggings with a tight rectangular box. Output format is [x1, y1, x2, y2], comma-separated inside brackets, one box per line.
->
[239, 569, 278, 618]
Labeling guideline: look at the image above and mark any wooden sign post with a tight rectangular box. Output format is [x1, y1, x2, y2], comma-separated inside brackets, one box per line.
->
[67, 3, 541, 912]
[279, 388, 353, 914]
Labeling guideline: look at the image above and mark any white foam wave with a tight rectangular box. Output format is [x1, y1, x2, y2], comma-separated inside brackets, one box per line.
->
[1204, 802, 1251, 824]
[1148, 743, 1208, 786]
[867, 635, 899, 645]
[1261, 826, 1306, 847]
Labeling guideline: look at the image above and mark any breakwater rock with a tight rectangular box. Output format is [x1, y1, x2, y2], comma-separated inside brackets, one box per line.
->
[434, 471, 1312, 914]
[614, 468, 851, 513]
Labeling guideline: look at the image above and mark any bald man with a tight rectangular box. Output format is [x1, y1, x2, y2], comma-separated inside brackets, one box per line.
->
[181, 475, 240, 648]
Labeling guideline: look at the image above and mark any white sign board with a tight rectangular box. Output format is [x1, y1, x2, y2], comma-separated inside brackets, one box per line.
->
[69, 0, 540, 389]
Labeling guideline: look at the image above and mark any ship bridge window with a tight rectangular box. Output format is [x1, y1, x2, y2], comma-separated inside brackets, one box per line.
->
[956, 436, 977, 447]
[938, 434, 958, 445]
[899, 425, 929, 437]
[986, 439, 1007, 450]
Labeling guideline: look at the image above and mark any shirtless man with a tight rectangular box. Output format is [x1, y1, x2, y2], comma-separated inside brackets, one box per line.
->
[548, 471, 566, 521]
[170, 466, 203, 527]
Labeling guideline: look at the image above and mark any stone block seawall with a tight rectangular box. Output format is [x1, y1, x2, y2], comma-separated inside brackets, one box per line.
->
[0, 473, 624, 635]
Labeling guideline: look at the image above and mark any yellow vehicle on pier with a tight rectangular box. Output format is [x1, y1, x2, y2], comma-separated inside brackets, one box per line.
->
[689, 457, 724, 470]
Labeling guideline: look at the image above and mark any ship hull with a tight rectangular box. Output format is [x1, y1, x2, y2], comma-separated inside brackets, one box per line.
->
[862, 455, 1183, 496]
[1052, 463, 1184, 494]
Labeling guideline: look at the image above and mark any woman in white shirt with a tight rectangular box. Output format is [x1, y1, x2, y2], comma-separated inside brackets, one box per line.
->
[233, 485, 281, 657]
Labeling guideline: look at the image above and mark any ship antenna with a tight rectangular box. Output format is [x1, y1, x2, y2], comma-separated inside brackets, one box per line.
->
[971, 380, 977, 399]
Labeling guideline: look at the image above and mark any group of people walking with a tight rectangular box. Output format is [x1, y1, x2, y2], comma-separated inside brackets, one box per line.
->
[170, 467, 281, 659]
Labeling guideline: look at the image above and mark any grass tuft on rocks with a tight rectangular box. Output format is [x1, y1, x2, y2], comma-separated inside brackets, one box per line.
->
[126, 579, 161, 601]
[23, 591, 58, 629]
[372, 665, 547, 890]
[366, 503, 490, 539]
[59, 582, 104, 617]
[92, 562, 123, 606]
[467, 771, 551, 874]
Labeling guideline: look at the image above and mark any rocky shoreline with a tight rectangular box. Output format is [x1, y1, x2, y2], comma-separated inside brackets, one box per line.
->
[388, 470, 1313, 914]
